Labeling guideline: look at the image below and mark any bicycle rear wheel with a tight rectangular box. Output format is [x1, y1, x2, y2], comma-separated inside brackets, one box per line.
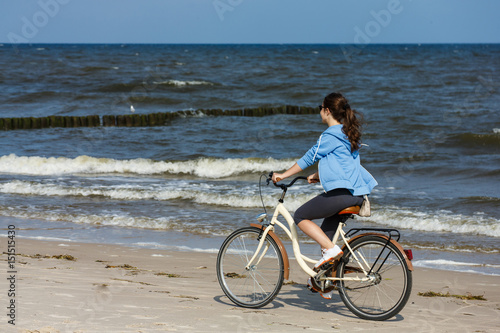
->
[217, 227, 284, 308]
[336, 235, 412, 321]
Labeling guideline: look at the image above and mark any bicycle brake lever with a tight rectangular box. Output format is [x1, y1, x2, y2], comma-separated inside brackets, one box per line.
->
[266, 171, 273, 185]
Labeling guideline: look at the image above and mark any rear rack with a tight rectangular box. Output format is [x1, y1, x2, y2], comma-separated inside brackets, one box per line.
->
[345, 228, 401, 242]
[344, 228, 402, 275]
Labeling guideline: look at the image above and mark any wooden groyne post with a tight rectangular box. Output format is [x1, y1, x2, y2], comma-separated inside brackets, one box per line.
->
[0, 106, 316, 130]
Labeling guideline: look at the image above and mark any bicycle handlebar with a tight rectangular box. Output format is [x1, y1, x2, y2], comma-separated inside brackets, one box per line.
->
[266, 172, 307, 190]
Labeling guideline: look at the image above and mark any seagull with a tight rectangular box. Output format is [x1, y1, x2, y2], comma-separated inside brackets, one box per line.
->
[130, 105, 135, 113]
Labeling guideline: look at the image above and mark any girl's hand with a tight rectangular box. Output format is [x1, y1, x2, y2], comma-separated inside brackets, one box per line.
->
[307, 173, 320, 184]
[272, 173, 283, 183]
[271, 163, 303, 183]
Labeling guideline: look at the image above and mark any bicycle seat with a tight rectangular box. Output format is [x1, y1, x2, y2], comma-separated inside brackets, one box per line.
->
[338, 206, 360, 215]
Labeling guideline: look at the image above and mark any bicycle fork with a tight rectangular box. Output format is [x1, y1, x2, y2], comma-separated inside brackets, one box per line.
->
[245, 225, 273, 271]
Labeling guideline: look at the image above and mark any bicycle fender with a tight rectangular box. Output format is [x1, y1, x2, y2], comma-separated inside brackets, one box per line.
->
[343, 233, 414, 271]
[250, 223, 290, 280]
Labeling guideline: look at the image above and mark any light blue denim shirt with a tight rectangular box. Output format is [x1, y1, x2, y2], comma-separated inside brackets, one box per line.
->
[296, 124, 377, 196]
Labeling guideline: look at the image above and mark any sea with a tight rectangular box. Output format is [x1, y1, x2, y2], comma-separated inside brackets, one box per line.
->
[0, 43, 499, 276]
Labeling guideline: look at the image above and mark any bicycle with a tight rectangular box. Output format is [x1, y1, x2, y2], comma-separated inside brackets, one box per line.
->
[216, 173, 413, 321]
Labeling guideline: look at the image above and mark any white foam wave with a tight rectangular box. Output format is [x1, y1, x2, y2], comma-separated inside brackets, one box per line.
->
[0, 154, 294, 178]
[132, 243, 219, 253]
[10, 235, 73, 242]
[0, 205, 254, 238]
[493, 128, 500, 134]
[409, 243, 499, 254]
[362, 206, 500, 238]
[413, 259, 500, 268]
[153, 79, 213, 86]
[0, 180, 313, 210]
[413, 259, 500, 276]
[0, 207, 186, 231]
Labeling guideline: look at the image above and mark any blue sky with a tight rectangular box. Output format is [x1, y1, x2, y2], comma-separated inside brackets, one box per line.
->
[1, 0, 499, 44]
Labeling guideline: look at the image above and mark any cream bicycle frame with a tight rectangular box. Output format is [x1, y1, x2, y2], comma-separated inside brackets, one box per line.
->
[245, 202, 372, 282]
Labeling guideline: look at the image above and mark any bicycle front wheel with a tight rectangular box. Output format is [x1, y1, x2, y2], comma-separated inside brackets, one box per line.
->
[216, 227, 284, 308]
[337, 235, 412, 321]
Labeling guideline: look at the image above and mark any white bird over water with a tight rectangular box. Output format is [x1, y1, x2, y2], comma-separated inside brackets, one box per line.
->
[130, 105, 135, 113]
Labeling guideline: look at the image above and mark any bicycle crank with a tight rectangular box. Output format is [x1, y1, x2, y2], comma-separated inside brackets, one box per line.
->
[310, 269, 337, 293]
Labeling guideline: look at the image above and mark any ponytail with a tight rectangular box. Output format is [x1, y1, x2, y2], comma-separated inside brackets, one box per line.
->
[323, 93, 362, 152]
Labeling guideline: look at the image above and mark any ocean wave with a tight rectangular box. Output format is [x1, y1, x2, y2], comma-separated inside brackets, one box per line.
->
[152, 80, 215, 86]
[0, 154, 294, 178]
[96, 82, 143, 92]
[448, 132, 500, 149]
[125, 96, 182, 105]
[81, 66, 110, 73]
[458, 196, 500, 205]
[14, 235, 74, 242]
[0, 207, 187, 231]
[3, 178, 499, 239]
[413, 259, 500, 268]
[131, 243, 219, 253]
[361, 206, 500, 238]
[413, 259, 500, 276]
[7, 91, 59, 103]
[407, 243, 499, 254]
[0, 206, 245, 237]
[0, 179, 314, 211]
[96, 79, 215, 92]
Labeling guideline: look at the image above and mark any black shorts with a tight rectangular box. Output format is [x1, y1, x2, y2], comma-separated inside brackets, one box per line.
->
[293, 188, 364, 240]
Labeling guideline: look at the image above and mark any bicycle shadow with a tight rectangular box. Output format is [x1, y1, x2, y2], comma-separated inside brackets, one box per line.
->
[213, 295, 285, 310]
[274, 284, 353, 317]
[213, 284, 405, 322]
[273, 283, 406, 322]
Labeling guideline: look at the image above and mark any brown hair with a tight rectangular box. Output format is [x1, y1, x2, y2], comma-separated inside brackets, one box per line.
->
[323, 92, 362, 152]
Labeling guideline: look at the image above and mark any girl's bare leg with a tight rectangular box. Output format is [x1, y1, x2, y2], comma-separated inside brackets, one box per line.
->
[297, 219, 334, 250]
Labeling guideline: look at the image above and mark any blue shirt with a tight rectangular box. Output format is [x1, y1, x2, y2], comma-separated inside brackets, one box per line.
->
[296, 125, 377, 196]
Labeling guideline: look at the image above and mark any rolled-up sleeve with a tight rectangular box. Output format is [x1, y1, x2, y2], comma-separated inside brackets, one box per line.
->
[297, 145, 317, 170]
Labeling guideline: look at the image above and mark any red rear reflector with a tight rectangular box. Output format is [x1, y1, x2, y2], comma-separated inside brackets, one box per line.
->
[404, 249, 413, 260]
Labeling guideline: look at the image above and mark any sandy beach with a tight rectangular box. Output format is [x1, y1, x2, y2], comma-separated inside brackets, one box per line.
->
[1, 238, 499, 333]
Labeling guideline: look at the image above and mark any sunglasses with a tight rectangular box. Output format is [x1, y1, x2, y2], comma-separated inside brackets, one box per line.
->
[318, 105, 326, 111]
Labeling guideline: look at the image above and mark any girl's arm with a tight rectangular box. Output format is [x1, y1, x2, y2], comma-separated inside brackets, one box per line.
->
[272, 163, 302, 183]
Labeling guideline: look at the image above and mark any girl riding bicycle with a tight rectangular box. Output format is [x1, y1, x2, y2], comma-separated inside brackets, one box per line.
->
[272, 92, 377, 297]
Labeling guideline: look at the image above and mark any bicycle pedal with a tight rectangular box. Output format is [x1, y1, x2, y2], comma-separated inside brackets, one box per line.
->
[306, 277, 320, 293]
[307, 285, 319, 293]
[314, 260, 336, 273]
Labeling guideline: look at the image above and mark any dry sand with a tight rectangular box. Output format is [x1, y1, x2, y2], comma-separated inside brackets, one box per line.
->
[1, 238, 499, 333]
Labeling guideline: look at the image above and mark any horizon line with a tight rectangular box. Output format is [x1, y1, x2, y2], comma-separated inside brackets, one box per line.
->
[1, 42, 499, 46]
